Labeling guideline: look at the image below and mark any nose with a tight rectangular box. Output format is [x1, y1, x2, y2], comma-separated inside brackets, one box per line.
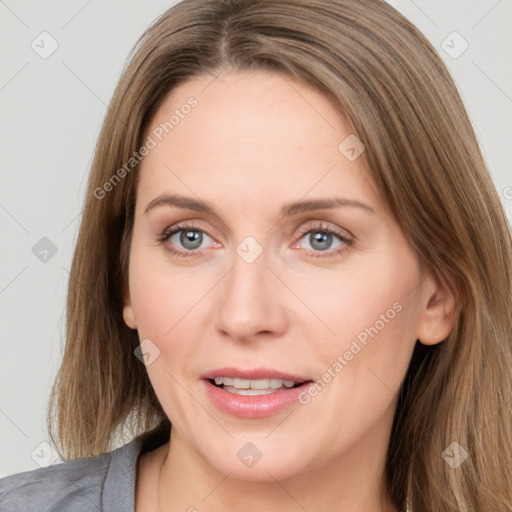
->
[213, 244, 288, 342]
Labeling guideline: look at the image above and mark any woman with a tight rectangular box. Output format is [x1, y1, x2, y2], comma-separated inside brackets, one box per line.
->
[1, 0, 511, 511]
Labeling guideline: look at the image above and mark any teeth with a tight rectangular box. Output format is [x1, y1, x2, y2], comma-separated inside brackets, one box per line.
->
[223, 386, 278, 396]
[270, 378, 284, 389]
[213, 377, 300, 390]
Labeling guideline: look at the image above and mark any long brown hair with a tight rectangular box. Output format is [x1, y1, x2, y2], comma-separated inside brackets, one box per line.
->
[47, 1, 512, 510]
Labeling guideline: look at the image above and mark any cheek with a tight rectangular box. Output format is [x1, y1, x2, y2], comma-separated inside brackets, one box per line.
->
[128, 246, 200, 353]
[296, 253, 421, 377]
[128, 251, 208, 423]
[288, 256, 421, 457]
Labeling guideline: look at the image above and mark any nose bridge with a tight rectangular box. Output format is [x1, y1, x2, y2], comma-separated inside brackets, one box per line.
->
[214, 240, 286, 339]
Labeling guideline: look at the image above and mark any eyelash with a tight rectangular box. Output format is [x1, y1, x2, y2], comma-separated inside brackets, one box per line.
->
[156, 222, 353, 259]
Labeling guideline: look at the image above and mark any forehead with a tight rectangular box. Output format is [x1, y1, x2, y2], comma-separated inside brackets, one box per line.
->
[136, 70, 379, 214]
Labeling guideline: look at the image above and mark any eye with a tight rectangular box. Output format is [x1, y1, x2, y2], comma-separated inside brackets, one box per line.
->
[292, 223, 352, 257]
[156, 221, 353, 259]
[156, 223, 217, 258]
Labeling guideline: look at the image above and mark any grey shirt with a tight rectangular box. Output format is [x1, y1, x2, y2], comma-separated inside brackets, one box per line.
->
[0, 426, 168, 512]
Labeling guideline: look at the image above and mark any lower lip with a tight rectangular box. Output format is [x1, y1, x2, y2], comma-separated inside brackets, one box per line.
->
[202, 379, 313, 418]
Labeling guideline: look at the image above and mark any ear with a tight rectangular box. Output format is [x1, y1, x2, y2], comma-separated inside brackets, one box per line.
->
[416, 271, 459, 345]
[122, 279, 137, 330]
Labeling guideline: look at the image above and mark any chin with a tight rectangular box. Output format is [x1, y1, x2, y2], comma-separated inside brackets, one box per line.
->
[203, 441, 309, 482]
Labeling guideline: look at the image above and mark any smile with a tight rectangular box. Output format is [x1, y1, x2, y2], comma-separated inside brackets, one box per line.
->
[212, 376, 303, 395]
[201, 368, 314, 418]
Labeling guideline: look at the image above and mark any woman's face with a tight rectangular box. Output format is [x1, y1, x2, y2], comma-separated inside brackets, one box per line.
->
[123, 70, 441, 481]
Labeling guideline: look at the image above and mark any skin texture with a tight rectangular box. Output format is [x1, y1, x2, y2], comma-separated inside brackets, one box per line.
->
[123, 70, 457, 512]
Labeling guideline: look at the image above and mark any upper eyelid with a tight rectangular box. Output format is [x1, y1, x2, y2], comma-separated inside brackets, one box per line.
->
[154, 207, 357, 236]
[295, 222, 353, 239]
[163, 221, 352, 246]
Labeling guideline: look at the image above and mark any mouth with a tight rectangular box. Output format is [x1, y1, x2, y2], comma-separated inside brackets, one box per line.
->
[208, 376, 306, 396]
[201, 368, 314, 418]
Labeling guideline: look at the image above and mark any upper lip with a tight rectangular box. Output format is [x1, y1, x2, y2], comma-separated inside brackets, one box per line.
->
[201, 367, 311, 382]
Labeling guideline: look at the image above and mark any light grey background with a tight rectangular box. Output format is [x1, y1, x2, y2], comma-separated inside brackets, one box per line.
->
[1, 0, 511, 477]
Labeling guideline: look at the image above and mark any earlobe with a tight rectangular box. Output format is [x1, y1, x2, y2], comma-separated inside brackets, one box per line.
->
[416, 272, 459, 346]
[123, 303, 137, 330]
[122, 281, 137, 330]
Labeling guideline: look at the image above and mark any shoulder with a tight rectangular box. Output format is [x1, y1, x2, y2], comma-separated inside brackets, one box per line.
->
[0, 440, 140, 512]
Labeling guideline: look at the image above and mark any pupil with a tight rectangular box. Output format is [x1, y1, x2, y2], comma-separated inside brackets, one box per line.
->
[180, 230, 202, 250]
[310, 231, 331, 251]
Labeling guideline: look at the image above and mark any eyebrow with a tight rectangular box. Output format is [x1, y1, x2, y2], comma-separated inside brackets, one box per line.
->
[144, 194, 375, 216]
